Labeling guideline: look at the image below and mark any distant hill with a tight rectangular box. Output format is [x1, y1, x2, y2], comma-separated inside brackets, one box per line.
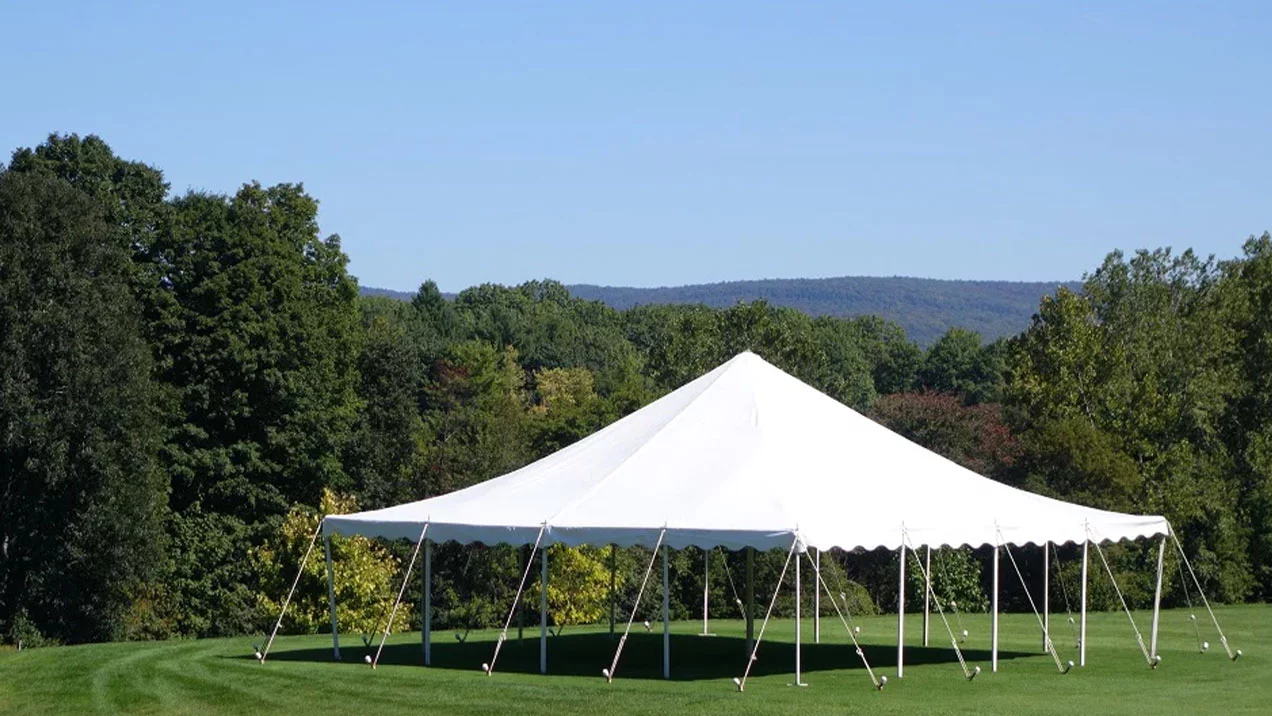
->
[360, 276, 1080, 345]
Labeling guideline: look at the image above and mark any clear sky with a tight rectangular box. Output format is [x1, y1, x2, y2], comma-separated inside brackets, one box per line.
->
[3, 1, 1269, 292]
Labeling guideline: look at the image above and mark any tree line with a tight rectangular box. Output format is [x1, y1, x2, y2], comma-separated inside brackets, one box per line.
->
[2, 134, 1269, 647]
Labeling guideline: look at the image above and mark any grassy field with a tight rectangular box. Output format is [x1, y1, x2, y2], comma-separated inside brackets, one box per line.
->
[0, 605, 1266, 715]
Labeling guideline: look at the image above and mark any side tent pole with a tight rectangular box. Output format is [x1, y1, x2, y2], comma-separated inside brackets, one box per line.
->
[923, 546, 931, 647]
[897, 543, 905, 678]
[1150, 534, 1166, 659]
[992, 544, 1000, 673]
[662, 544, 670, 680]
[1043, 543, 1050, 654]
[540, 546, 548, 674]
[324, 534, 340, 661]
[745, 547, 755, 655]
[795, 543, 803, 686]
[1080, 539, 1089, 667]
[814, 549, 821, 644]
[422, 539, 431, 665]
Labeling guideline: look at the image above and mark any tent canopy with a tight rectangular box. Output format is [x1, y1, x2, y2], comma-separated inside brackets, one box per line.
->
[325, 352, 1166, 552]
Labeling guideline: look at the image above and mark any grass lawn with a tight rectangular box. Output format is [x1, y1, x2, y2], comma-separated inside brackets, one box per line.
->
[0, 605, 1266, 715]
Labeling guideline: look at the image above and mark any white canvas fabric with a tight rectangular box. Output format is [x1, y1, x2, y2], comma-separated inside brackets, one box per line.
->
[325, 352, 1167, 551]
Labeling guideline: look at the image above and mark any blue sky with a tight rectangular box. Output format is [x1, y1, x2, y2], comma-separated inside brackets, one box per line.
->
[3, 1, 1268, 292]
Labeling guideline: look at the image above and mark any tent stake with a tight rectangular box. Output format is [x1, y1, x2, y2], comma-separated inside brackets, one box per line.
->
[604, 529, 667, 682]
[372, 522, 430, 669]
[734, 537, 799, 692]
[261, 520, 324, 664]
[484, 525, 546, 676]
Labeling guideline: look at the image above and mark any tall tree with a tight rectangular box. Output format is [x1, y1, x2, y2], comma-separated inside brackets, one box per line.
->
[0, 172, 167, 643]
[1007, 250, 1248, 600]
[156, 183, 362, 634]
[1220, 233, 1272, 597]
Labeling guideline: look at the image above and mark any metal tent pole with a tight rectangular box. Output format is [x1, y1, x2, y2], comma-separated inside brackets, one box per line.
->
[662, 544, 670, 680]
[923, 546, 931, 647]
[992, 544, 1000, 673]
[703, 549, 710, 636]
[540, 546, 548, 674]
[1080, 539, 1089, 667]
[745, 547, 755, 655]
[1150, 534, 1166, 659]
[324, 534, 340, 661]
[814, 549, 821, 644]
[423, 539, 431, 665]
[1042, 543, 1050, 654]
[897, 543, 906, 678]
[795, 542, 805, 686]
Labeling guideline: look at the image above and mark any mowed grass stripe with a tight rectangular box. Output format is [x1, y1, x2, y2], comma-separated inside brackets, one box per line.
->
[1, 606, 1267, 715]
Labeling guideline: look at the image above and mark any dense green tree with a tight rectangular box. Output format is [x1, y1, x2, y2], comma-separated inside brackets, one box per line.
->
[155, 183, 362, 634]
[1006, 250, 1248, 600]
[919, 328, 1005, 404]
[347, 299, 429, 509]
[6, 134, 177, 357]
[846, 315, 922, 395]
[421, 341, 530, 495]
[1219, 233, 1272, 597]
[0, 172, 167, 643]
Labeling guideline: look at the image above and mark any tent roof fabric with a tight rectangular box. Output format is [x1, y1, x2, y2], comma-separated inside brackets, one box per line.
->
[325, 352, 1167, 551]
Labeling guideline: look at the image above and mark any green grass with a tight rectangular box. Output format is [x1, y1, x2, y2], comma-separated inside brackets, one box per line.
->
[1, 605, 1266, 715]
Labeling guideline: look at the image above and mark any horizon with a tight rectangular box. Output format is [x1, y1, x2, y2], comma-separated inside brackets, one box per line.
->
[362, 272, 1085, 294]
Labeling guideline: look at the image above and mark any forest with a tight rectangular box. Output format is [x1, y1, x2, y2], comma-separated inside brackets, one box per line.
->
[2, 133, 1271, 648]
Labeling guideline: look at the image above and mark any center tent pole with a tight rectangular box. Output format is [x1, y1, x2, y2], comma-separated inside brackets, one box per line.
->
[992, 543, 1000, 673]
[1150, 534, 1166, 659]
[897, 541, 906, 678]
[1080, 538, 1089, 667]
[923, 546, 931, 647]
[662, 544, 670, 680]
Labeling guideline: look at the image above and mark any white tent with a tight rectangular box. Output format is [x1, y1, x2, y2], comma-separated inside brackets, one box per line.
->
[326, 351, 1166, 550]
[293, 352, 1211, 686]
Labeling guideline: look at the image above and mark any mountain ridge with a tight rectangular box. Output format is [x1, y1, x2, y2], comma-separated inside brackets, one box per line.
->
[360, 275, 1081, 345]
